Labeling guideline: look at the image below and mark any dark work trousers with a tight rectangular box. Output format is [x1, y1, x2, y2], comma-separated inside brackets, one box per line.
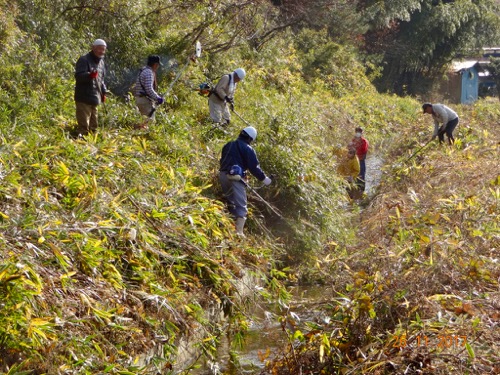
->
[438, 117, 459, 143]
[357, 158, 366, 192]
[219, 171, 247, 218]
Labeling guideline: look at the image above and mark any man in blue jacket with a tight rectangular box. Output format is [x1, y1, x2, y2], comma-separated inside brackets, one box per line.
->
[73, 39, 107, 137]
[219, 126, 272, 236]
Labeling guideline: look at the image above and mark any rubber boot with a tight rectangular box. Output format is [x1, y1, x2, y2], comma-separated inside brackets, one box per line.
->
[235, 217, 246, 237]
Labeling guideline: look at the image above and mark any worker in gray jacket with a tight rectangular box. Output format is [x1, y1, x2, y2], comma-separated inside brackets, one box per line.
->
[73, 39, 107, 137]
[209, 68, 246, 125]
[422, 103, 459, 145]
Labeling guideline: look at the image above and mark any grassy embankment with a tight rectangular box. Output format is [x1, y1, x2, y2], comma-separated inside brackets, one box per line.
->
[264, 98, 499, 374]
[1, 17, 498, 374]
[0, 33, 420, 373]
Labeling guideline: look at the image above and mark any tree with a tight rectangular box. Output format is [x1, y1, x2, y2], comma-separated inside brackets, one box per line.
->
[360, 0, 500, 95]
[262, 0, 364, 47]
[486, 57, 500, 100]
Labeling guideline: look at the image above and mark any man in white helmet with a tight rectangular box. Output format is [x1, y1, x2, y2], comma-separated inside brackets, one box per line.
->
[219, 126, 272, 236]
[72, 39, 107, 138]
[208, 68, 246, 126]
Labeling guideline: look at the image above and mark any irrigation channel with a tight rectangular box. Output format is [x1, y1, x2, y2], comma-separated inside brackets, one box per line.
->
[192, 155, 384, 374]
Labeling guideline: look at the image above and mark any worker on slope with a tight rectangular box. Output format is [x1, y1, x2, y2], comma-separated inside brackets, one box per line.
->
[336, 146, 361, 199]
[219, 126, 272, 236]
[351, 126, 369, 192]
[133, 55, 164, 130]
[209, 68, 246, 126]
[422, 102, 459, 145]
[72, 39, 107, 138]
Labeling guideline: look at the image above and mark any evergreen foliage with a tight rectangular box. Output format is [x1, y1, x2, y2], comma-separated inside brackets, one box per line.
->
[361, 0, 500, 94]
[486, 57, 500, 99]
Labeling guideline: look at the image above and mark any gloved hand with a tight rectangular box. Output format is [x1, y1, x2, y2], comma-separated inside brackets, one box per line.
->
[89, 69, 98, 79]
[263, 176, 272, 186]
[157, 96, 164, 105]
[224, 96, 234, 103]
[101, 94, 106, 103]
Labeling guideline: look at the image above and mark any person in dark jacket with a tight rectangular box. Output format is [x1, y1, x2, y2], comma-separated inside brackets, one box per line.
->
[73, 39, 107, 137]
[219, 126, 272, 236]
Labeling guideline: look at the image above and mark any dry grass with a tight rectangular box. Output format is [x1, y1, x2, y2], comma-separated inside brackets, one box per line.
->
[263, 100, 499, 374]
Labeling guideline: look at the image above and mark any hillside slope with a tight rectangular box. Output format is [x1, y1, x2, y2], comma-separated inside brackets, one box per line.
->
[1, 1, 499, 373]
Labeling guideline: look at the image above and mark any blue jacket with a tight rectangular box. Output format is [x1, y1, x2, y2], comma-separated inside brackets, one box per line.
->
[220, 137, 266, 181]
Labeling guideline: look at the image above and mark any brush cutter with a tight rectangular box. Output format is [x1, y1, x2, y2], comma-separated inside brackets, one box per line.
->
[239, 179, 284, 219]
[240, 178, 319, 233]
[164, 41, 202, 97]
[148, 41, 202, 118]
[404, 138, 433, 163]
[231, 108, 255, 128]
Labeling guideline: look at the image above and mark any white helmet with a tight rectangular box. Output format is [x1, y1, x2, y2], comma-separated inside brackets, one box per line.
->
[242, 126, 257, 141]
[234, 68, 246, 80]
[92, 39, 107, 47]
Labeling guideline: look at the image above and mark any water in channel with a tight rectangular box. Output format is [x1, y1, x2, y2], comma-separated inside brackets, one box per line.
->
[192, 285, 335, 375]
[192, 155, 383, 374]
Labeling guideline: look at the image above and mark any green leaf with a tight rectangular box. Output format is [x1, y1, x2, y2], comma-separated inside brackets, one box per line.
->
[368, 308, 376, 319]
[472, 229, 483, 237]
[292, 329, 304, 341]
[465, 342, 475, 359]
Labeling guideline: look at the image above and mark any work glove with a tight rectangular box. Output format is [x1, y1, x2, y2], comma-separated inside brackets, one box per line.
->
[157, 96, 164, 105]
[101, 94, 106, 103]
[263, 176, 272, 186]
[89, 69, 98, 79]
[224, 96, 234, 111]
